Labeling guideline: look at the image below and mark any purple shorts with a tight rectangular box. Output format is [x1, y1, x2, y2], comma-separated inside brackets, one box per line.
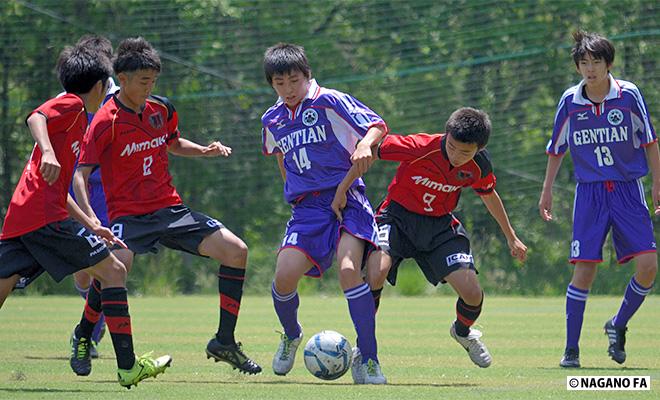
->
[571, 180, 656, 264]
[279, 187, 378, 277]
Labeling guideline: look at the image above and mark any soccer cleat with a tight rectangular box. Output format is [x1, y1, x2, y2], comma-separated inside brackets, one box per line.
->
[355, 358, 387, 385]
[559, 348, 580, 368]
[69, 330, 92, 376]
[117, 352, 172, 389]
[90, 343, 99, 359]
[350, 347, 363, 384]
[450, 323, 492, 368]
[206, 338, 262, 375]
[604, 318, 626, 364]
[272, 331, 302, 376]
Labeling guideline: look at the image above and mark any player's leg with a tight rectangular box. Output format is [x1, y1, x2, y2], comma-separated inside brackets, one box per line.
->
[365, 249, 392, 312]
[197, 227, 261, 374]
[561, 261, 598, 367]
[271, 247, 311, 375]
[73, 270, 106, 358]
[0, 274, 20, 309]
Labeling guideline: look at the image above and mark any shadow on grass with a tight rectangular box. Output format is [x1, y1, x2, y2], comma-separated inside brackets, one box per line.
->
[0, 387, 116, 394]
[159, 379, 479, 388]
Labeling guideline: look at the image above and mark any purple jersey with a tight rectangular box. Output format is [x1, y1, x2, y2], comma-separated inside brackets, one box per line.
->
[546, 75, 656, 182]
[262, 79, 387, 202]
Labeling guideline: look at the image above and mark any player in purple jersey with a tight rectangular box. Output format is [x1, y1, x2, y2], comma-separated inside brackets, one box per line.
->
[261, 43, 387, 384]
[539, 31, 659, 368]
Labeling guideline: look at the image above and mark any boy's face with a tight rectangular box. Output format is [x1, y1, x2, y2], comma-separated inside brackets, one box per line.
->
[445, 134, 479, 167]
[271, 70, 310, 108]
[118, 69, 159, 108]
[576, 53, 610, 87]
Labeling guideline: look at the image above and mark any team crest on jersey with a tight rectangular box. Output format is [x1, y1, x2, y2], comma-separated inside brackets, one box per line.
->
[456, 170, 473, 180]
[607, 109, 623, 126]
[302, 108, 318, 127]
[149, 112, 165, 129]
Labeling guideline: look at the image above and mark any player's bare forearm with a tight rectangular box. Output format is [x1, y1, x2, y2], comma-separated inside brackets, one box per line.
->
[168, 137, 232, 157]
[276, 153, 286, 182]
[644, 142, 660, 214]
[67, 194, 98, 231]
[72, 166, 100, 223]
[539, 154, 564, 221]
[27, 113, 60, 185]
[481, 191, 527, 261]
[351, 125, 386, 175]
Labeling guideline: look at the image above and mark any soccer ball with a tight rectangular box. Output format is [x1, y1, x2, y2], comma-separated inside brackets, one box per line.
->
[303, 330, 352, 380]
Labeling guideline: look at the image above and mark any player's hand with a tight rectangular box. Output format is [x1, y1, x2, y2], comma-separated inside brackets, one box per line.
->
[91, 225, 128, 249]
[538, 189, 553, 221]
[39, 149, 61, 185]
[652, 181, 660, 216]
[331, 189, 348, 222]
[508, 237, 528, 262]
[350, 142, 373, 176]
[202, 141, 232, 157]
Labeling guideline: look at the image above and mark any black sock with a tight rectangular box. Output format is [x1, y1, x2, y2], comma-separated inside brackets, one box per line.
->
[75, 279, 102, 339]
[216, 265, 245, 345]
[454, 295, 483, 337]
[371, 288, 383, 313]
[101, 287, 135, 370]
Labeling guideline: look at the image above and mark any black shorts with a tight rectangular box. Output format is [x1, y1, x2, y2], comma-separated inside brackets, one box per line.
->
[0, 219, 111, 289]
[376, 201, 476, 286]
[109, 205, 223, 256]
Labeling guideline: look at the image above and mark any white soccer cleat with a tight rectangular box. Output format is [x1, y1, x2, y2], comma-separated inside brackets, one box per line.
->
[358, 358, 387, 385]
[450, 323, 492, 368]
[272, 331, 303, 376]
[350, 346, 363, 384]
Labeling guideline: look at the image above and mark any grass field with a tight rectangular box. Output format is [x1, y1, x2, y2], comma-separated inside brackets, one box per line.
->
[1, 295, 658, 399]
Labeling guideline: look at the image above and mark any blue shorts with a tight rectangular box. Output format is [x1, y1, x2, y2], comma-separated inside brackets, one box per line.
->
[571, 180, 656, 264]
[279, 188, 378, 277]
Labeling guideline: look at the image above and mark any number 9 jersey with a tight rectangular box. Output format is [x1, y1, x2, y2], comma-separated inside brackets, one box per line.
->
[546, 74, 656, 182]
[79, 94, 183, 221]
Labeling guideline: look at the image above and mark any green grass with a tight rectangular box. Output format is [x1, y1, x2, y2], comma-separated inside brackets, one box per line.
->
[1, 295, 658, 399]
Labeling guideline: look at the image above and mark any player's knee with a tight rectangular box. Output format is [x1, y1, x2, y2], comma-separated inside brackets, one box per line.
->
[461, 287, 483, 306]
[636, 261, 657, 282]
[94, 257, 127, 287]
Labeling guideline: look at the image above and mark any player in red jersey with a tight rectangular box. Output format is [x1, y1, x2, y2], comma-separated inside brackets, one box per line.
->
[333, 107, 527, 373]
[71, 37, 261, 375]
[0, 44, 171, 389]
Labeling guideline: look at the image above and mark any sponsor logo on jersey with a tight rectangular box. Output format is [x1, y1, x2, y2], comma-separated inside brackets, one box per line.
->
[302, 108, 318, 127]
[276, 120, 287, 129]
[276, 125, 327, 153]
[411, 175, 460, 192]
[577, 112, 589, 121]
[149, 111, 164, 129]
[446, 252, 473, 266]
[572, 126, 628, 146]
[120, 135, 168, 157]
[607, 109, 624, 126]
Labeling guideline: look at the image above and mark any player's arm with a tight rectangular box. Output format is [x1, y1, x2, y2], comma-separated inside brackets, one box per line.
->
[275, 153, 286, 182]
[644, 142, 660, 215]
[350, 125, 386, 176]
[72, 165, 101, 225]
[538, 154, 564, 221]
[66, 194, 123, 246]
[332, 144, 379, 221]
[26, 113, 60, 185]
[168, 137, 232, 157]
[480, 190, 527, 262]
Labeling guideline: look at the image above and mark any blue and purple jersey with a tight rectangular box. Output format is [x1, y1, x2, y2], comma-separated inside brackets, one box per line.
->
[262, 79, 387, 202]
[546, 74, 656, 183]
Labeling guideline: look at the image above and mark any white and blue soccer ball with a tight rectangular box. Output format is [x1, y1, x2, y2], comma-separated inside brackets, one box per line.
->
[303, 330, 351, 380]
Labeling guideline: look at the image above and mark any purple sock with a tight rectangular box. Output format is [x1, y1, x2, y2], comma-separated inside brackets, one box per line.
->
[272, 282, 301, 339]
[91, 314, 106, 343]
[74, 282, 89, 300]
[613, 277, 652, 328]
[344, 283, 377, 363]
[566, 284, 589, 350]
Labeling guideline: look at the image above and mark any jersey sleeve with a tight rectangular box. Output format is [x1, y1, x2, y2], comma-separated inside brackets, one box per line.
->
[627, 85, 657, 146]
[150, 95, 180, 144]
[27, 95, 84, 134]
[327, 92, 387, 138]
[262, 126, 280, 155]
[378, 133, 430, 162]
[471, 149, 496, 195]
[546, 93, 571, 156]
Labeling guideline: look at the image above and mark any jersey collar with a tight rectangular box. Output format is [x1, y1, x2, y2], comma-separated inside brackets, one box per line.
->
[572, 73, 621, 105]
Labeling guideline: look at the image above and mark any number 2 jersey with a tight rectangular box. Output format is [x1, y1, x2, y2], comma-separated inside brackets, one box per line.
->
[261, 79, 387, 203]
[546, 74, 656, 182]
[377, 133, 496, 217]
[78, 95, 182, 221]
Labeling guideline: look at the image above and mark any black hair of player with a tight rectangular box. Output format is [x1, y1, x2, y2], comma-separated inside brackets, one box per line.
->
[57, 46, 112, 94]
[445, 107, 491, 149]
[76, 34, 113, 59]
[113, 37, 161, 74]
[263, 43, 311, 85]
[571, 30, 615, 67]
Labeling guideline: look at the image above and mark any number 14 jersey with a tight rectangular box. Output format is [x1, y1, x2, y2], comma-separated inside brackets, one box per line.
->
[79, 95, 182, 221]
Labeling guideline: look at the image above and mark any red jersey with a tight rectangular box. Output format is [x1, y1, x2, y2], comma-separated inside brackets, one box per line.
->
[378, 133, 496, 217]
[79, 95, 182, 221]
[1, 94, 87, 239]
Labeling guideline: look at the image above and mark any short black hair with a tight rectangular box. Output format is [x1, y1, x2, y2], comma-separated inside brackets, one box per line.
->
[263, 43, 311, 85]
[445, 107, 491, 148]
[56, 45, 112, 94]
[571, 30, 615, 66]
[113, 37, 161, 74]
[76, 34, 113, 59]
